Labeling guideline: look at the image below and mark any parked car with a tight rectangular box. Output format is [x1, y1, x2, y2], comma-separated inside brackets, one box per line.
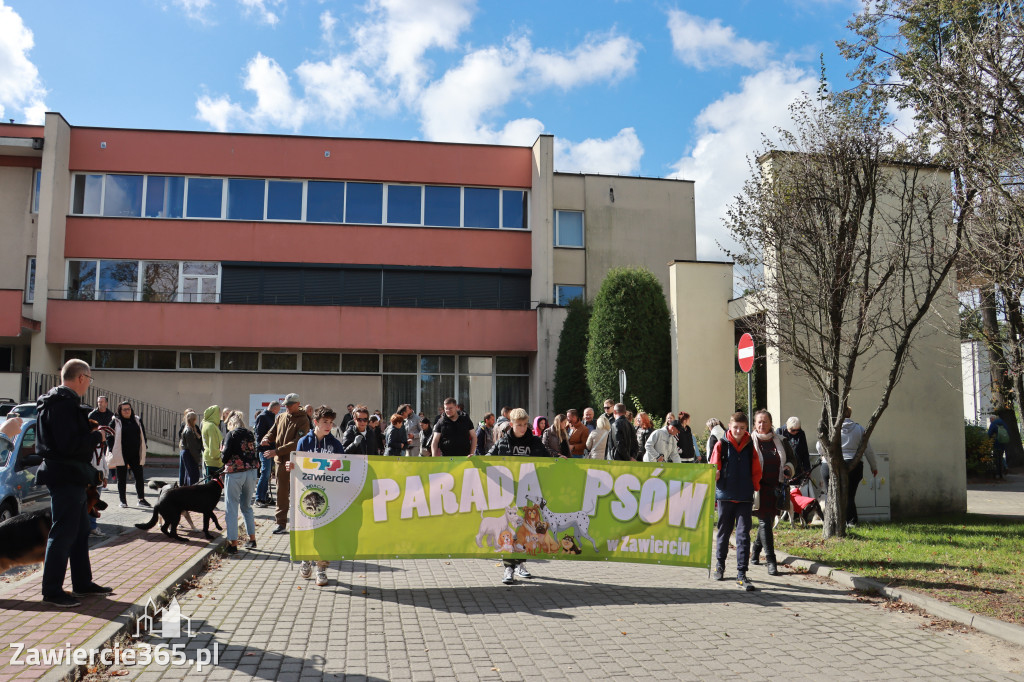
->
[7, 402, 38, 420]
[0, 399, 18, 417]
[0, 419, 47, 521]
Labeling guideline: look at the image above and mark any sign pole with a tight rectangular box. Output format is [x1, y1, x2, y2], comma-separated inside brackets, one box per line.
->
[747, 369, 753, 428]
[737, 333, 755, 423]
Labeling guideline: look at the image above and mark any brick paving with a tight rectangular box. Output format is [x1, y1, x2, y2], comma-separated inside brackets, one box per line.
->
[113, 525, 1024, 682]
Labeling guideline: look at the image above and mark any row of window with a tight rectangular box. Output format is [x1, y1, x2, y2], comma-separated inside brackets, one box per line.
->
[66, 260, 220, 303]
[70, 173, 529, 230]
[63, 349, 529, 375]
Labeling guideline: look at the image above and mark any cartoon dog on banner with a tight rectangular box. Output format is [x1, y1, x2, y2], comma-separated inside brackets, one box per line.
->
[529, 496, 599, 552]
[475, 504, 522, 549]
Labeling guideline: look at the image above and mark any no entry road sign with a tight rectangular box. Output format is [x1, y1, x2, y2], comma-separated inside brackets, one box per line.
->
[738, 333, 754, 373]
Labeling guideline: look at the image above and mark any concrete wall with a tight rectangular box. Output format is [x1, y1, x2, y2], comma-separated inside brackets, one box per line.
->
[669, 261, 735, 444]
[90, 370, 383, 423]
[0, 165, 37, 291]
[533, 305, 569, 421]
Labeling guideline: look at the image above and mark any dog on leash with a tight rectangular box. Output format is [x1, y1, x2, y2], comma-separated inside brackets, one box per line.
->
[135, 478, 224, 541]
[0, 485, 108, 572]
[148, 481, 196, 529]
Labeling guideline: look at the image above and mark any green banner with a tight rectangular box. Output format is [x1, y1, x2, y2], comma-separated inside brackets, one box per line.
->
[289, 455, 715, 567]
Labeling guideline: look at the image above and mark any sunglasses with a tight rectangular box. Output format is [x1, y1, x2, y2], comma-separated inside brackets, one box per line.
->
[355, 417, 368, 423]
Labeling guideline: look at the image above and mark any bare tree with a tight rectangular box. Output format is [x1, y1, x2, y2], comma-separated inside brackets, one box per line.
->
[842, 0, 1024, 462]
[724, 89, 968, 538]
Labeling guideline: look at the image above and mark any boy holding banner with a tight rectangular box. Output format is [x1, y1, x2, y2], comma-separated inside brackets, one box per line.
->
[710, 412, 761, 592]
[285, 405, 344, 587]
[485, 408, 550, 585]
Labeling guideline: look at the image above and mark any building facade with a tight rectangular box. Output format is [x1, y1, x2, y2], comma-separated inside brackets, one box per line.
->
[0, 114, 695, 432]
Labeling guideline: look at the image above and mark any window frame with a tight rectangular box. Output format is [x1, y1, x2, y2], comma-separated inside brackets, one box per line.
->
[65, 259, 220, 303]
[554, 284, 585, 306]
[31, 169, 42, 214]
[24, 256, 36, 304]
[554, 209, 585, 248]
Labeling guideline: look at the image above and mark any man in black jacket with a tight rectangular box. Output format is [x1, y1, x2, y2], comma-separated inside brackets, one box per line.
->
[608, 403, 638, 461]
[253, 401, 280, 506]
[37, 360, 112, 608]
[342, 405, 380, 455]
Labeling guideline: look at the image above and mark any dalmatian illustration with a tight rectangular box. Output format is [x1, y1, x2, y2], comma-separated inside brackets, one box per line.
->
[527, 495, 599, 553]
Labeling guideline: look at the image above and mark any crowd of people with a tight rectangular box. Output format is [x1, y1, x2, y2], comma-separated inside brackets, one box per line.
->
[30, 358, 880, 606]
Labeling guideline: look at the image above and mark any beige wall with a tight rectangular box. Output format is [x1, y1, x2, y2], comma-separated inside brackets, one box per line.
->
[669, 261, 735, 443]
[530, 135, 555, 306]
[90, 370, 383, 421]
[0, 166, 37, 292]
[31, 113, 72, 376]
[552, 249, 586, 286]
[532, 305, 568, 420]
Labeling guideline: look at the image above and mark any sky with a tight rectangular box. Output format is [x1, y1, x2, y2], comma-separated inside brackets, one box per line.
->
[0, 0, 872, 260]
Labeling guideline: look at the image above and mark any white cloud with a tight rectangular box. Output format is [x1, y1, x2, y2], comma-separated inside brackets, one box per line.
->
[296, 56, 379, 124]
[667, 9, 772, 70]
[319, 10, 337, 45]
[668, 63, 819, 259]
[555, 127, 644, 175]
[238, 0, 282, 26]
[173, 0, 213, 23]
[0, 0, 48, 124]
[196, 53, 306, 131]
[353, 0, 475, 100]
[195, 94, 247, 131]
[418, 33, 638, 143]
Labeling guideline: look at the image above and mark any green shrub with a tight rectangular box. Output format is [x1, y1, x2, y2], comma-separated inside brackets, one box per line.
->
[965, 422, 993, 477]
[553, 297, 593, 413]
[586, 267, 671, 418]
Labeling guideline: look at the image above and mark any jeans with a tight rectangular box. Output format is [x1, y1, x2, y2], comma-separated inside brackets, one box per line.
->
[752, 516, 776, 562]
[256, 454, 274, 501]
[224, 469, 257, 542]
[715, 500, 753, 573]
[116, 455, 146, 504]
[179, 451, 201, 486]
[42, 484, 92, 597]
[847, 461, 864, 524]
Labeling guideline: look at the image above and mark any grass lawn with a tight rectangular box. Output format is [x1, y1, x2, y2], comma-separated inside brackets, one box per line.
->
[773, 513, 1024, 625]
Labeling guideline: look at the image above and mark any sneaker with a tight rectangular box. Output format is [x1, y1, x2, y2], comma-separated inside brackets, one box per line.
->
[244, 539, 257, 549]
[89, 528, 107, 538]
[299, 561, 313, 579]
[315, 570, 328, 587]
[767, 561, 779, 576]
[502, 566, 516, 585]
[751, 554, 761, 566]
[225, 544, 237, 555]
[713, 564, 725, 581]
[254, 500, 268, 508]
[272, 525, 288, 535]
[43, 592, 81, 608]
[514, 564, 532, 579]
[737, 572, 756, 591]
[119, 502, 129, 508]
[138, 499, 152, 508]
[71, 583, 113, 597]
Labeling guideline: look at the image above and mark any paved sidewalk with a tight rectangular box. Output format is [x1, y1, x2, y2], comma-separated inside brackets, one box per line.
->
[0, 511, 225, 682]
[967, 472, 1024, 518]
[109, 528, 1024, 682]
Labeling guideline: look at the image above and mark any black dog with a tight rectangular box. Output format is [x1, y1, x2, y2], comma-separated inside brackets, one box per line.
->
[135, 479, 224, 541]
[0, 485, 107, 572]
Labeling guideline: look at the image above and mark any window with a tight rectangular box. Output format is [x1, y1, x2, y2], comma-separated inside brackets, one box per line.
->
[98, 260, 139, 301]
[342, 354, 380, 373]
[186, 178, 223, 218]
[306, 181, 345, 223]
[227, 178, 266, 220]
[302, 353, 340, 373]
[262, 353, 298, 371]
[145, 176, 185, 218]
[383, 354, 417, 373]
[103, 175, 143, 217]
[554, 210, 584, 247]
[268, 180, 303, 221]
[31, 169, 41, 214]
[555, 285, 584, 306]
[502, 190, 526, 229]
[72, 174, 103, 215]
[63, 349, 93, 366]
[180, 351, 216, 370]
[386, 185, 422, 225]
[24, 257, 35, 304]
[424, 186, 460, 227]
[420, 355, 455, 374]
[221, 352, 258, 371]
[67, 260, 98, 300]
[141, 262, 179, 302]
[138, 350, 177, 370]
[95, 349, 135, 369]
[182, 262, 219, 303]
[464, 187, 499, 229]
[346, 182, 383, 224]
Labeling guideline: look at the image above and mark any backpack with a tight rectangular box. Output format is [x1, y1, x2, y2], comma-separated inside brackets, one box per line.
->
[996, 424, 1010, 445]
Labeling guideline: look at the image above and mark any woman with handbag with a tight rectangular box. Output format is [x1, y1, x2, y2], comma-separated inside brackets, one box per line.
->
[750, 409, 792, 576]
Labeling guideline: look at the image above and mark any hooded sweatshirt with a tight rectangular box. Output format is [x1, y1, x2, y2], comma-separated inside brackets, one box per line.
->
[839, 418, 877, 470]
[201, 405, 223, 468]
